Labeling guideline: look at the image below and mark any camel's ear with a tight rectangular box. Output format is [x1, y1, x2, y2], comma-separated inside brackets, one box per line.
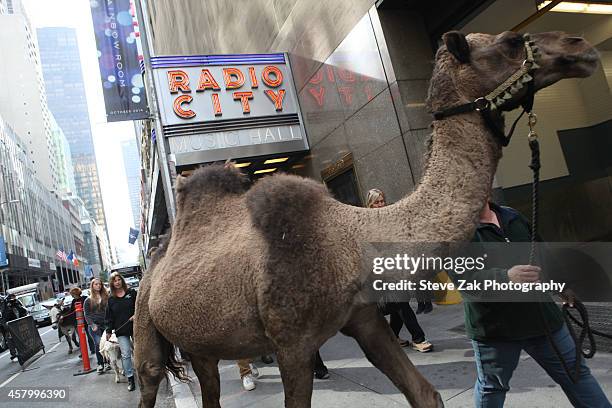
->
[443, 31, 470, 64]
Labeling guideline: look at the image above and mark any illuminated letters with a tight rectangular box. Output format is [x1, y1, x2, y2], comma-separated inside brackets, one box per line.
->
[308, 87, 325, 107]
[173, 94, 196, 118]
[338, 87, 353, 105]
[168, 70, 191, 93]
[233, 91, 254, 113]
[262, 66, 283, 87]
[264, 89, 286, 111]
[211, 93, 222, 116]
[197, 69, 221, 91]
[223, 68, 245, 89]
[248, 67, 258, 88]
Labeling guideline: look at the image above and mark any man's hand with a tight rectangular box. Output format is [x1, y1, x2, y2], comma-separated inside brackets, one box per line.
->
[507, 265, 541, 283]
[91, 324, 98, 332]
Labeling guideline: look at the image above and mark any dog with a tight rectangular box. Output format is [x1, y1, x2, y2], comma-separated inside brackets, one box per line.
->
[99, 332, 124, 383]
[46, 300, 79, 355]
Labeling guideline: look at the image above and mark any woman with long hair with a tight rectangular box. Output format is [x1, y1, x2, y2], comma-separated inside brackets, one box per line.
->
[105, 272, 138, 391]
[84, 278, 110, 373]
[366, 189, 433, 352]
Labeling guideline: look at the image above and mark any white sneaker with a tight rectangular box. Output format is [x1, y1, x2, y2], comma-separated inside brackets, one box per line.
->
[96, 364, 104, 374]
[250, 364, 260, 378]
[242, 374, 256, 391]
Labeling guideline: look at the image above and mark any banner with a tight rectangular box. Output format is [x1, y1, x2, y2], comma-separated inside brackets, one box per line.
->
[128, 227, 139, 245]
[89, 0, 149, 122]
[0, 237, 7, 267]
[6, 316, 45, 365]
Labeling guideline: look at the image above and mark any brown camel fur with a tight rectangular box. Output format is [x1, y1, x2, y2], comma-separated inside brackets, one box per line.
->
[135, 31, 598, 408]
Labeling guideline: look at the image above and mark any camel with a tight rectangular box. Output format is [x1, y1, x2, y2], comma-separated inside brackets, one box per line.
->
[134, 31, 598, 408]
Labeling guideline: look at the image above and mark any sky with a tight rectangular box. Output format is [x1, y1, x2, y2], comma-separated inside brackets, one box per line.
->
[22, 0, 140, 264]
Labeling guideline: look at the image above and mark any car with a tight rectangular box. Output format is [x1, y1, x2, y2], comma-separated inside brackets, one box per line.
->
[124, 277, 140, 290]
[30, 302, 51, 326]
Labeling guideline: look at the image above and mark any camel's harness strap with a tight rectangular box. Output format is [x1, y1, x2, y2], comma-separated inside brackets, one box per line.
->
[431, 33, 612, 384]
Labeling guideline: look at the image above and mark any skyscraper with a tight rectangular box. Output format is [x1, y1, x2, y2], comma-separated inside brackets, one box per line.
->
[121, 139, 141, 231]
[37, 27, 108, 239]
[0, 2, 59, 191]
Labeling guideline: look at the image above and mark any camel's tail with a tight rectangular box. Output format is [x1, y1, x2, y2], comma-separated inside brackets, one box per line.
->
[159, 335, 191, 383]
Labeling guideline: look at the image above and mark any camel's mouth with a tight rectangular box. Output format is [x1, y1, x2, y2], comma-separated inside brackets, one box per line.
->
[556, 48, 600, 75]
[533, 41, 599, 91]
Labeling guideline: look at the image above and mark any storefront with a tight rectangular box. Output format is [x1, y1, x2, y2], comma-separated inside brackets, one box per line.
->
[139, 0, 611, 250]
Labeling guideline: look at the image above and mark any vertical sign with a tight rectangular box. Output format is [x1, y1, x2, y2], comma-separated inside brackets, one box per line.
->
[89, 0, 149, 121]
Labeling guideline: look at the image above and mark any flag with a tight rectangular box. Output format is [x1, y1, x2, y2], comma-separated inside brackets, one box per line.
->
[56, 249, 67, 262]
[67, 251, 75, 262]
[73, 257, 79, 267]
[128, 227, 139, 245]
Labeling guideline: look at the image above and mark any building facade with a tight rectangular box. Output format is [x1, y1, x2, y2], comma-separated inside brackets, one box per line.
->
[121, 138, 142, 232]
[51, 114, 77, 195]
[0, 115, 80, 294]
[0, 4, 59, 192]
[140, 0, 612, 248]
[37, 27, 109, 241]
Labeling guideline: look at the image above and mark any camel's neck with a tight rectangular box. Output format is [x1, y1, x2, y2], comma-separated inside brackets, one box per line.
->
[377, 113, 502, 242]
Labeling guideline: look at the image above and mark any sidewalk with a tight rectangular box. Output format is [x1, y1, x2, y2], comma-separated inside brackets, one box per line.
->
[185, 302, 612, 408]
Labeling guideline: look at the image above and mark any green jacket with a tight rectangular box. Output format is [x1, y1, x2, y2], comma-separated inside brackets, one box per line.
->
[453, 203, 564, 341]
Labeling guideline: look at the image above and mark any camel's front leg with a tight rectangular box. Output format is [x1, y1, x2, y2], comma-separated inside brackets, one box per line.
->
[341, 305, 444, 408]
[276, 346, 316, 408]
[190, 356, 221, 408]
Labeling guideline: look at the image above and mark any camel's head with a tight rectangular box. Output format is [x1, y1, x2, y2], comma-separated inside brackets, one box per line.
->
[427, 31, 599, 112]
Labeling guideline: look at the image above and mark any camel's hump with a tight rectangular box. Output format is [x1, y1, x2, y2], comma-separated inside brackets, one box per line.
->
[176, 164, 250, 197]
[246, 174, 329, 244]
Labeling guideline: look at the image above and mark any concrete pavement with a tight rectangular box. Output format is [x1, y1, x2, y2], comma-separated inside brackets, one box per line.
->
[185, 302, 612, 408]
[0, 325, 176, 408]
[0, 303, 610, 407]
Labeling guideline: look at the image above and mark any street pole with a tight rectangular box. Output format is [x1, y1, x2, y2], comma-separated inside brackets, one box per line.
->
[134, 0, 177, 224]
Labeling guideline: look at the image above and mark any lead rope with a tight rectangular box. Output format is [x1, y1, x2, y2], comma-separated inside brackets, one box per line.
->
[527, 114, 597, 384]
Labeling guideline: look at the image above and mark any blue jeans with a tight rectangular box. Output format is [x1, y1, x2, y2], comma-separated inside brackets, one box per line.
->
[87, 326, 104, 366]
[472, 324, 611, 408]
[117, 335, 134, 378]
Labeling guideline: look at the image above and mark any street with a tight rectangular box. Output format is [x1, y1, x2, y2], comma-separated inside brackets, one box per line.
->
[0, 324, 175, 408]
[1, 304, 610, 407]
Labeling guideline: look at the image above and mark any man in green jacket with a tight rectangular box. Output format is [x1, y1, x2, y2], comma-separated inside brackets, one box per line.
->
[454, 201, 610, 408]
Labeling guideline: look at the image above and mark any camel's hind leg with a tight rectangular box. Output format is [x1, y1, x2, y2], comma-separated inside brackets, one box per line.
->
[135, 279, 168, 408]
[341, 305, 444, 408]
[275, 346, 316, 408]
[190, 356, 221, 408]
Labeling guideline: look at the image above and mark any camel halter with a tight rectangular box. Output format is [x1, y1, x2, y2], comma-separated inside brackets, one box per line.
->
[432, 33, 539, 147]
[433, 34, 612, 383]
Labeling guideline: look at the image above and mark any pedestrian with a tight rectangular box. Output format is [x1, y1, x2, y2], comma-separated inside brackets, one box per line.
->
[0, 294, 28, 361]
[237, 358, 259, 391]
[69, 287, 95, 357]
[84, 278, 110, 374]
[415, 293, 434, 315]
[366, 189, 433, 353]
[449, 199, 611, 407]
[105, 272, 137, 391]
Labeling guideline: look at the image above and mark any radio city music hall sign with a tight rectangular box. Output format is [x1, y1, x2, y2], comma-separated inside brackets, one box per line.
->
[151, 53, 308, 165]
